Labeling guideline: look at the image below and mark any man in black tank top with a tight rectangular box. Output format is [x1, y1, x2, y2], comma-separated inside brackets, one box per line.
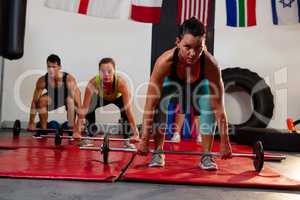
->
[137, 18, 232, 171]
[27, 54, 82, 137]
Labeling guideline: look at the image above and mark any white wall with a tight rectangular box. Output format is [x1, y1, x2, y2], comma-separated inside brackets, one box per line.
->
[2, 0, 300, 129]
[2, 0, 151, 125]
[214, 0, 300, 128]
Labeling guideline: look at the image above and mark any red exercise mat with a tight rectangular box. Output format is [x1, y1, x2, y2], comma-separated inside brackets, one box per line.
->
[0, 145, 133, 182]
[0, 134, 80, 149]
[121, 141, 300, 190]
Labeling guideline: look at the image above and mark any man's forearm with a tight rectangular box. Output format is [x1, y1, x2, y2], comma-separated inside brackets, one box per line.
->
[29, 102, 37, 123]
[74, 89, 82, 117]
[29, 113, 36, 124]
[78, 100, 90, 120]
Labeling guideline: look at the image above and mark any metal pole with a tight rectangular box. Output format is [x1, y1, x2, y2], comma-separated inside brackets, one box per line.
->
[0, 57, 4, 124]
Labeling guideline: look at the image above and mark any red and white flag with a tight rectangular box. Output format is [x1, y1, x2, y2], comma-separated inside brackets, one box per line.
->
[45, 0, 131, 19]
[131, 0, 163, 24]
[177, 0, 213, 26]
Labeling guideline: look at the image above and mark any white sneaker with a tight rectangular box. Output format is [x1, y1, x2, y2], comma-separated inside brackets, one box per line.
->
[148, 153, 165, 167]
[196, 134, 202, 143]
[124, 140, 136, 149]
[79, 139, 94, 147]
[171, 133, 181, 143]
[199, 155, 218, 171]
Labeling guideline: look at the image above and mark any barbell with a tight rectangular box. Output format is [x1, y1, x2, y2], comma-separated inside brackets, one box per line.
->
[13, 119, 21, 136]
[13, 119, 137, 136]
[46, 133, 177, 146]
[13, 119, 73, 136]
[52, 134, 177, 146]
[13, 119, 75, 145]
[12, 120, 175, 146]
[80, 134, 286, 172]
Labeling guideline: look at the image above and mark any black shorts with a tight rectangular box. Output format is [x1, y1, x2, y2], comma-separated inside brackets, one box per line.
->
[85, 94, 128, 124]
[85, 94, 130, 137]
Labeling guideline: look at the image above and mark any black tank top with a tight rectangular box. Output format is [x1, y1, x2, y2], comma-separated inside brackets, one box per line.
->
[44, 72, 69, 100]
[168, 48, 205, 86]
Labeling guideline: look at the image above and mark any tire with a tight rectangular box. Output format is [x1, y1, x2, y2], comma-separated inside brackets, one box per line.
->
[222, 67, 274, 128]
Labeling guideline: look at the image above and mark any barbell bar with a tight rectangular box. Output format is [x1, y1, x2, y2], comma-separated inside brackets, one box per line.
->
[50, 133, 177, 146]
[80, 134, 278, 172]
[12, 120, 175, 146]
[80, 145, 285, 161]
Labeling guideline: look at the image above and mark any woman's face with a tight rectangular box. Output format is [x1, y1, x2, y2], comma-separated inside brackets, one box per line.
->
[99, 62, 115, 83]
[176, 33, 205, 65]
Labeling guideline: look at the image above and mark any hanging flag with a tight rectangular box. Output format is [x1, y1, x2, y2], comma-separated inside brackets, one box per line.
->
[177, 0, 215, 28]
[271, 0, 300, 25]
[226, 0, 257, 27]
[131, 0, 163, 24]
[44, 0, 131, 19]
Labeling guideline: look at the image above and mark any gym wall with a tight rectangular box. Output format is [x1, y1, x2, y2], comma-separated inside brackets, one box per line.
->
[2, 0, 300, 129]
[2, 0, 151, 126]
[214, 1, 300, 128]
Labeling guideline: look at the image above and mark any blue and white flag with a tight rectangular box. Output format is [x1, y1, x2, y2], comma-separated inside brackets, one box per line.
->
[271, 0, 300, 25]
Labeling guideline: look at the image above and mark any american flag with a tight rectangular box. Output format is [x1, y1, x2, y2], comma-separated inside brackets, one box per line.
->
[177, 0, 214, 27]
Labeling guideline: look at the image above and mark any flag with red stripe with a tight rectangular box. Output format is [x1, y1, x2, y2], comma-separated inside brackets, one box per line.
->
[226, 0, 257, 27]
[45, 0, 131, 19]
[131, 0, 163, 24]
[177, 0, 214, 27]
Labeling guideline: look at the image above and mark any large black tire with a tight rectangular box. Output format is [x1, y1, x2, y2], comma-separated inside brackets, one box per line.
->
[222, 67, 274, 128]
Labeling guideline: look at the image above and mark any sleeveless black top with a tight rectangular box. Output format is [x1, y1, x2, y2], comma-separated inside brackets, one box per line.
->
[44, 72, 70, 101]
[168, 48, 205, 86]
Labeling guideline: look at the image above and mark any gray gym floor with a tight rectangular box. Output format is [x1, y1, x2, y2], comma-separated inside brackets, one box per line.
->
[0, 129, 300, 200]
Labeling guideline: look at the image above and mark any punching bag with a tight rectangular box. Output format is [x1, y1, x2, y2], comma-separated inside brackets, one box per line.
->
[0, 0, 5, 55]
[0, 0, 27, 60]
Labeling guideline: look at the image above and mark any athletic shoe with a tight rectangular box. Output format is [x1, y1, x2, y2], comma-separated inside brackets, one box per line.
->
[199, 155, 218, 170]
[148, 153, 165, 167]
[124, 140, 136, 149]
[196, 134, 202, 143]
[33, 131, 43, 138]
[32, 133, 42, 139]
[79, 139, 94, 147]
[170, 133, 181, 143]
